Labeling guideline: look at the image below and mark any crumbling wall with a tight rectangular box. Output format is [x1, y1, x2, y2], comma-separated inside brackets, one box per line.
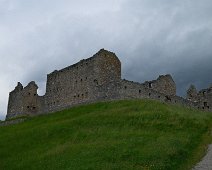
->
[44, 49, 121, 113]
[143, 75, 176, 96]
[6, 49, 211, 120]
[186, 85, 212, 111]
[120, 80, 149, 99]
[120, 79, 175, 102]
[119, 74, 177, 101]
[6, 81, 44, 119]
[7, 82, 24, 119]
[22, 81, 43, 115]
[197, 87, 212, 111]
[187, 85, 198, 101]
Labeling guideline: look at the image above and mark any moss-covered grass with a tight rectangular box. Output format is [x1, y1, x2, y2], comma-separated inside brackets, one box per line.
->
[0, 100, 212, 170]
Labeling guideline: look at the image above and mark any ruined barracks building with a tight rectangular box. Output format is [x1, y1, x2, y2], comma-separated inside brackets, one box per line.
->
[6, 49, 212, 120]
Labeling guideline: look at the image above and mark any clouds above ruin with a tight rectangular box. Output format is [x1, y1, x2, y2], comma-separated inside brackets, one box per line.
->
[0, 0, 212, 120]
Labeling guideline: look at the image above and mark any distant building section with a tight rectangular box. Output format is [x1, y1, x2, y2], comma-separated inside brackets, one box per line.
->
[187, 84, 212, 111]
[6, 49, 211, 120]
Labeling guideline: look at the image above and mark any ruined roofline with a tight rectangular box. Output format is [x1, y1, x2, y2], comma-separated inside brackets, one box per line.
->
[191, 84, 212, 94]
[143, 74, 174, 83]
[24, 81, 38, 89]
[11, 82, 23, 92]
[122, 78, 174, 96]
[199, 88, 212, 94]
[48, 48, 118, 76]
[6, 48, 211, 121]
[10, 81, 38, 94]
[122, 74, 174, 87]
[122, 79, 142, 85]
[122, 78, 158, 86]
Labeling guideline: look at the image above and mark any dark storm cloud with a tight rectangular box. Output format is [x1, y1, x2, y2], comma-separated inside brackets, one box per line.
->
[119, 0, 212, 96]
[0, 0, 212, 119]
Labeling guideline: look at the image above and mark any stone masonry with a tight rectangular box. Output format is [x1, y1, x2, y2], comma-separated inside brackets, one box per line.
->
[187, 84, 212, 111]
[6, 49, 212, 120]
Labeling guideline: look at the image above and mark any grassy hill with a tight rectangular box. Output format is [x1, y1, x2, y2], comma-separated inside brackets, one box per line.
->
[0, 100, 212, 170]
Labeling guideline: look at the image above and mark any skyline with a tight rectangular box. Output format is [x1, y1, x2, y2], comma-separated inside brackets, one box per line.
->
[1, 0, 212, 120]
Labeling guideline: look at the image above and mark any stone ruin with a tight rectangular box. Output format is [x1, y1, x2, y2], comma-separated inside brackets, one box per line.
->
[6, 49, 212, 120]
[187, 84, 212, 110]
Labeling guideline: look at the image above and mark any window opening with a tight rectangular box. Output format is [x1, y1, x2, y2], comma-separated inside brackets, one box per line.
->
[94, 79, 98, 85]
[165, 96, 171, 101]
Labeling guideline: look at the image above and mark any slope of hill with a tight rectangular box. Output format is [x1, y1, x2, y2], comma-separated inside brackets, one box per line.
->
[0, 100, 212, 170]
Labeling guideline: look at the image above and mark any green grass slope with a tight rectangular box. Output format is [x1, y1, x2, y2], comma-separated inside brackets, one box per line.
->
[0, 100, 212, 170]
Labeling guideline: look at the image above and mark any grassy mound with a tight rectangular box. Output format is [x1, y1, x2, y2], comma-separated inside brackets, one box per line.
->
[0, 100, 212, 170]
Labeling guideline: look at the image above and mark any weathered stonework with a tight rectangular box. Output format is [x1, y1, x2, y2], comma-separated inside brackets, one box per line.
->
[187, 84, 212, 111]
[6, 49, 211, 120]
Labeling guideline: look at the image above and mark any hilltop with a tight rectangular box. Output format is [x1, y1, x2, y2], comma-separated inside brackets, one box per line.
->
[6, 49, 212, 120]
[0, 100, 212, 170]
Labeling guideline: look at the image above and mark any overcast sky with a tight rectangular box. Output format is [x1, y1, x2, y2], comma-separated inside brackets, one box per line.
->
[0, 0, 212, 120]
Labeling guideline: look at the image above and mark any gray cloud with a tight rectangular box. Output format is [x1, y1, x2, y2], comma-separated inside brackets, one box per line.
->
[0, 0, 212, 120]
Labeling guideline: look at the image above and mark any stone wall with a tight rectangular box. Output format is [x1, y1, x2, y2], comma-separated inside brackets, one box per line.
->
[118, 79, 196, 109]
[143, 74, 176, 96]
[7, 82, 24, 119]
[119, 79, 166, 101]
[7, 49, 122, 119]
[43, 49, 121, 114]
[6, 81, 44, 119]
[198, 88, 212, 111]
[187, 85, 198, 101]
[187, 85, 212, 111]
[6, 49, 212, 120]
